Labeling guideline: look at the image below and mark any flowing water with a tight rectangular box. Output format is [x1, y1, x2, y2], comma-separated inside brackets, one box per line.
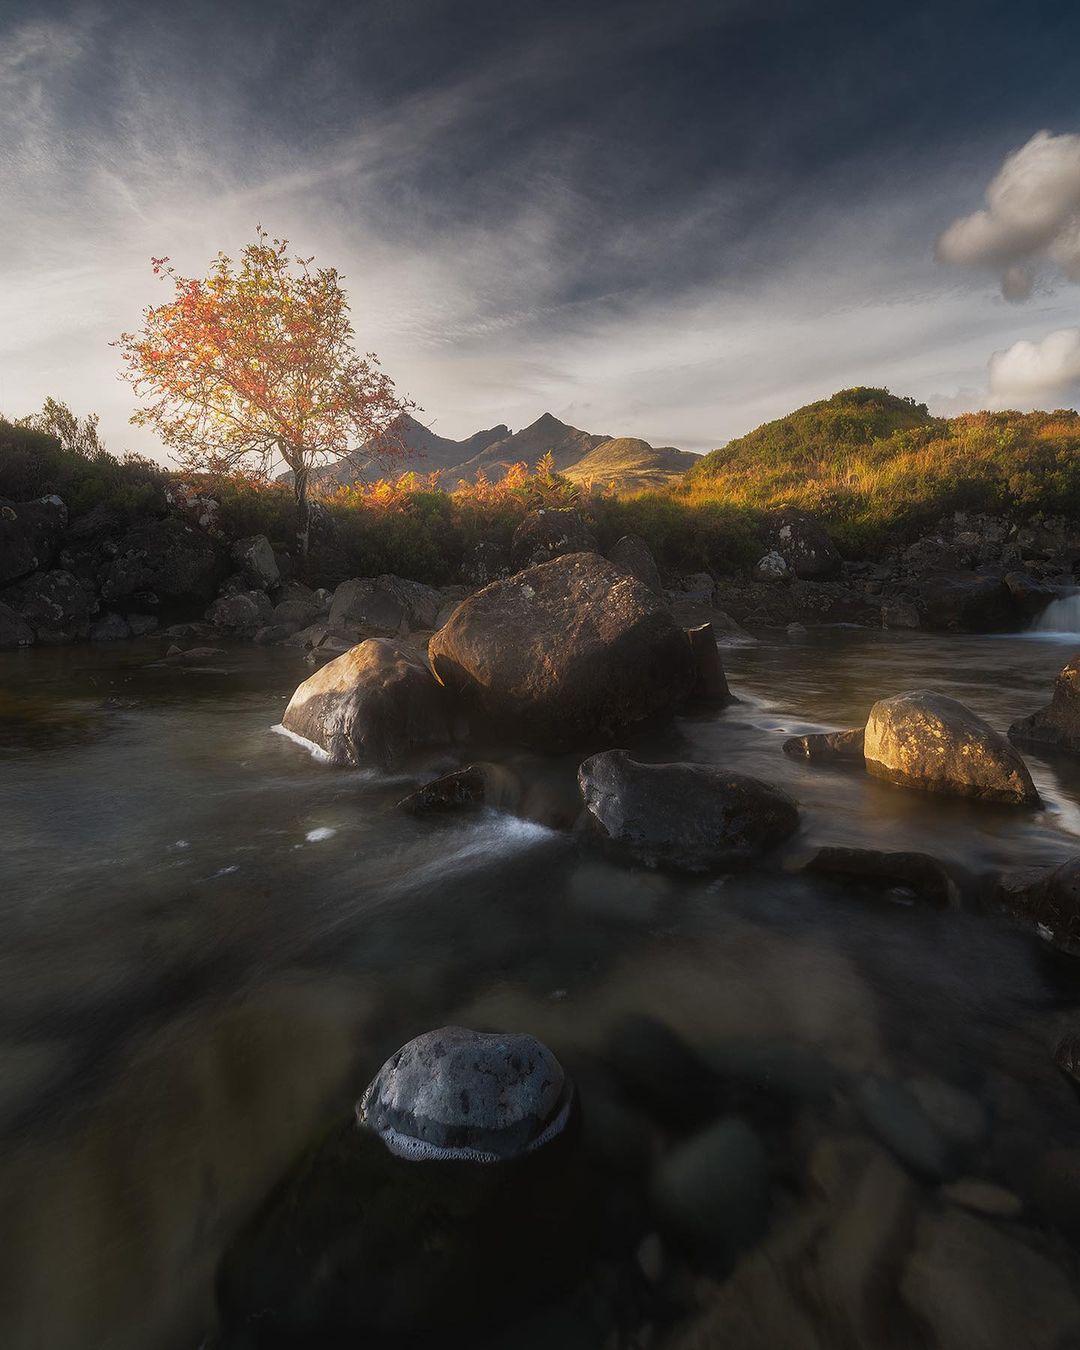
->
[3, 627, 1080, 1348]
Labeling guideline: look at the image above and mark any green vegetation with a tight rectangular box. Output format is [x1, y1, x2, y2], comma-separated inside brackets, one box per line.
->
[684, 387, 1080, 550]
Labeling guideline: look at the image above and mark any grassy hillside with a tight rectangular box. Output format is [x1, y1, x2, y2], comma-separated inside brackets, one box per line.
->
[564, 437, 700, 493]
[683, 388, 1080, 547]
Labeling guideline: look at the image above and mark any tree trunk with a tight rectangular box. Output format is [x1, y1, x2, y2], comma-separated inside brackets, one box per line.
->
[293, 463, 311, 565]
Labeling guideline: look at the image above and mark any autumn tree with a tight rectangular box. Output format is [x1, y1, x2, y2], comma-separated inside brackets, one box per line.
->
[115, 227, 411, 559]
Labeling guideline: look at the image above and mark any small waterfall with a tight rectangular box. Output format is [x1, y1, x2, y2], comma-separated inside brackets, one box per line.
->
[1030, 587, 1080, 634]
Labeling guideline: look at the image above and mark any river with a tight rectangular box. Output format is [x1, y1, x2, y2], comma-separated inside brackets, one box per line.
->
[2, 626, 1079, 1348]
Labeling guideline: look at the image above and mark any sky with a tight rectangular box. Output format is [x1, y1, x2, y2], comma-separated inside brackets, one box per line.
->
[2, 0, 1080, 462]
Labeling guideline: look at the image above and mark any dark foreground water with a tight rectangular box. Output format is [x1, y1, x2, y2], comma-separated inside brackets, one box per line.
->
[2, 627, 1080, 1348]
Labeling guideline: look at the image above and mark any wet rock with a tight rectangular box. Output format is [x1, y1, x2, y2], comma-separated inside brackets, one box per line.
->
[285, 621, 360, 655]
[461, 539, 510, 587]
[799, 845, 960, 908]
[159, 645, 228, 666]
[900, 1208, 1080, 1350]
[783, 727, 865, 763]
[1009, 654, 1080, 755]
[205, 589, 274, 633]
[579, 750, 799, 872]
[509, 508, 596, 571]
[281, 637, 452, 768]
[2, 568, 94, 643]
[328, 574, 442, 635]
[357, 1026, 573, 1162]
[753, 550, 789, 582]
[0, 601, 33, 649]
[397, 762, 523, 815]
[864, 690, 1039, 805]
[429, 553, 695, 750]
[764, 508, 841, 581]
[686, 623, 733, 705]
[941, 1178, 1023, 1219]
[651, 1118, 770, 1259]
[1004, 570, 1063, 619]
[853, 1074, 954, 1181]
[98, 516, 225, 606]
[608, 534, 663, 596]
[995, 857, 1080, 956]
[88, 612, 131, 642]
[1053, 1029, 1080, 1086]
[920, 572, 1022, 633]
[231, 533, 279, 590]
[0, 494, 67, 584]
[881, 598, 920, 629]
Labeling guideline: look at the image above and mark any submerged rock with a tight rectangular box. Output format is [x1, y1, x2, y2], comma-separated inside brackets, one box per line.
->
[864, 690, 1039, 805]
[578, 749, 799, 872]
[995, 857, 1080, 956]
[799, 845, 960, 908]
[783, 727, 865, 763]
[1009, 655, 1080, 755]
[357, 1026, 573, 1162]
[397, 762, 522, 815]
[429, 552, 695, 750]
[281, 638, 452, 768]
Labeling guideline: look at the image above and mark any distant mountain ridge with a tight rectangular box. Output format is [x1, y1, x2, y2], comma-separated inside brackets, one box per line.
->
[306, 411, 699, 492]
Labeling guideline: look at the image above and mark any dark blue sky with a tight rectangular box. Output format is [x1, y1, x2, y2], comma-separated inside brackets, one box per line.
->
[3, 0, 1080, 454]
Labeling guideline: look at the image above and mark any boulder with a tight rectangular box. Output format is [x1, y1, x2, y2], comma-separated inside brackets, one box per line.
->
[753, 550, 789, 583]
[920, 572, 1022, 633]
[686, 623, 732, 705]
[509, 509, 596, 572]
[281, 638, 452, 768]
[1014, 516, 1080, 564]
[428, 552, 696, 749]
[272, 597, 322, 627]
[328, 574, 442, 636]
[901, 535, 963, 577]
[764, 508, 840, 580]
[880, 598, 920, 629]
[357, 1026, 573, 1162]
[397, 763, 522, 815]
[864, 691, 1039, 805]
[799, 845, 960, 908]
[995, 857, 1080, 956]
[1009, 655, 1080, 754]
[578, 749, 799, 872]
[783, 727, 865, 763]
[2, 568, 94, 643]
[0, 495, 67, 584]
[231, 534, 280, 590]
[1004, 570, 1063, 620]
[89, 612, 132, 642]
[205, 589, 274, 633]
[670, 571, 716, 605]
[0, 600, 34, 649]
[608, 534, 663, 596]
[460, 539, 510, 588]
[98, 516, 225, 606]
[126, 613, 158, 637]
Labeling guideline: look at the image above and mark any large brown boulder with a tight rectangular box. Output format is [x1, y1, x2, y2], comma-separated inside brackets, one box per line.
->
[864, 691, 1039, 805]
[281, 639, 452, 768]
[1009, 655, 1080, 754]
[428, 552, 696, 749]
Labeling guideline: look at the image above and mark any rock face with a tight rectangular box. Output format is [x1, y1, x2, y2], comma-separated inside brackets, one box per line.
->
[0, 495, 67, 584]
[578, 750, 799, 872]
[864, 691, 1039, 805]
[509, 509, 596, 572]
[996, 857, 1080, 955]
[205, 589, 274, 633]
[98, 516, 225, 606]
[920, 573, 1021, 633]
[2, 568, 95, 643]
[356, 1027, 573, 1162]
[428, 552, 696, 749]
[231, 534, 280, 590]
[764, 508, 841, 580]
[1009, 656, 1080, 754]
[783, 728, 865, 763]
[281, 639, 452, 768]
[328, 574, 442, 636]
[608, 534, 663, 596]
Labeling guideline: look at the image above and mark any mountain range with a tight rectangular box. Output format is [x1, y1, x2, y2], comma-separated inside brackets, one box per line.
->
[307, 412, 701, 492]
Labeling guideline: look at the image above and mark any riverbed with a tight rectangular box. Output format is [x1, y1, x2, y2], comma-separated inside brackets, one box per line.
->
[2, 627, 1079, 1348]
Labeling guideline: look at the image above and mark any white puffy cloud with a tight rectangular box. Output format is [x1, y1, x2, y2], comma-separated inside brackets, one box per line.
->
[937, 130, 1080, 300]
[988, 328, 1080, 404]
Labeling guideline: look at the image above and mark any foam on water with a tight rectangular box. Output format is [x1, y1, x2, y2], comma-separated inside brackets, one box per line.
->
[305, 827, 336, 843]
[270, 722, 332, 762]
[1028, 589, 1080, 638]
